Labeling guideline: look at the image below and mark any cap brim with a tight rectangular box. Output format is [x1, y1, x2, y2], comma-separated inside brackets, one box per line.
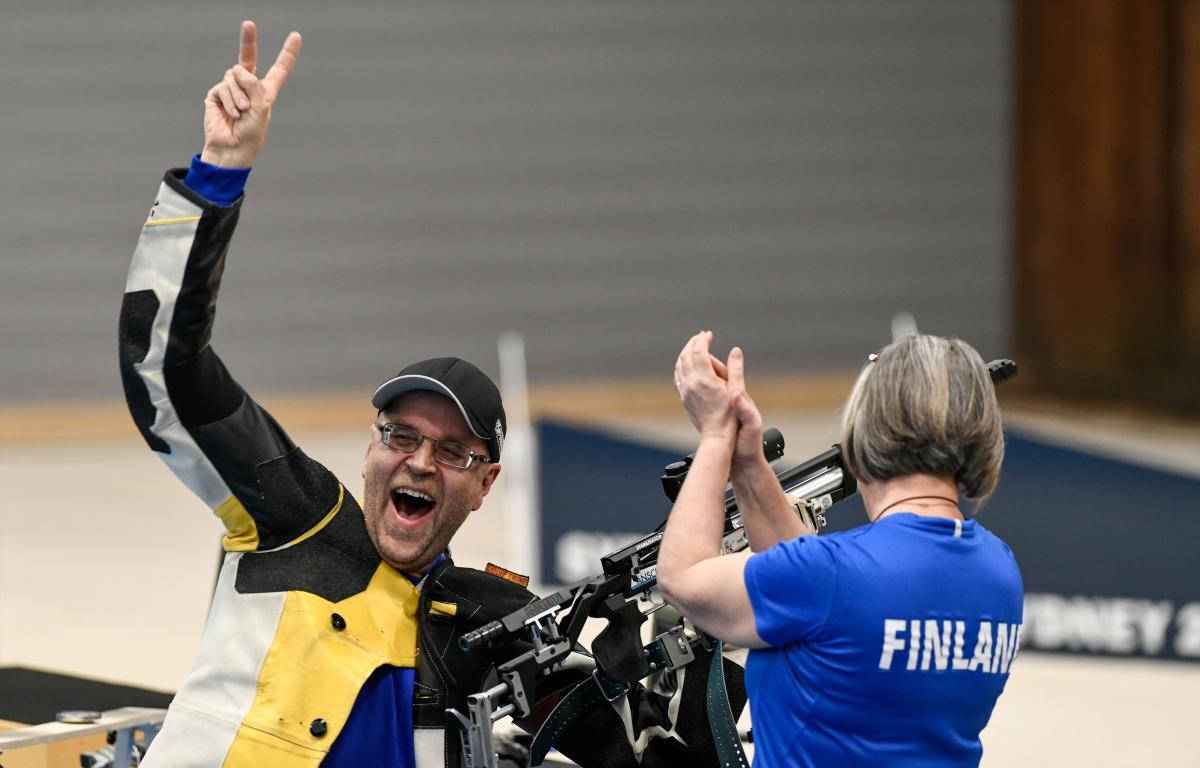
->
[371, 375, 489, 442]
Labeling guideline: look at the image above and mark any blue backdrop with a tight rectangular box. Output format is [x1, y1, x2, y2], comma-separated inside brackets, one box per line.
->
[538, 420, 1200, 663]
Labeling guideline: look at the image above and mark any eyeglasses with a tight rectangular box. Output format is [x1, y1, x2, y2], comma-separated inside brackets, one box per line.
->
[376, 423, 493, 470]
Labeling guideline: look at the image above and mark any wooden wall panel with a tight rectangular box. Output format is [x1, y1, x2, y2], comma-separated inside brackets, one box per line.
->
[1016, 0, 1200, 411]
[1178, 0, 1200, 376]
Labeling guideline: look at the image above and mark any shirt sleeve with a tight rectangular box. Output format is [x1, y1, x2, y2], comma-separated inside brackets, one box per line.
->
[182, 153, 251, 205]
[744, 535, 840, 646]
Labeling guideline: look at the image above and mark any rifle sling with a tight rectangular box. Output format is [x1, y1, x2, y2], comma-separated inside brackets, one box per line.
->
[528, 639, 747, 768]
[529, 674, 625, 767]
[705, 640, 749, 768]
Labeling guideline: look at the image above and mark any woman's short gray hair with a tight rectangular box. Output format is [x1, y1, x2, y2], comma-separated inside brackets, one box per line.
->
[840, 334, 1004, 501]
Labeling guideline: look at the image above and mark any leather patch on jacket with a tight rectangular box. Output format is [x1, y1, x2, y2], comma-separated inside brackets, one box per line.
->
[485, 563, 530, 588]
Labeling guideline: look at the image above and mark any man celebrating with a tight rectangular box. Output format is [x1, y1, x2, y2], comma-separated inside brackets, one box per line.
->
[121, 21, 741, 768]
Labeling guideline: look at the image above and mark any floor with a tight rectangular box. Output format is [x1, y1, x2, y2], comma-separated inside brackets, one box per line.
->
[2, 384, 1198, 766]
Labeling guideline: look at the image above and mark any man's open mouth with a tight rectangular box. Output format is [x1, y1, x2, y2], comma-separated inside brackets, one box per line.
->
[391, 488, 436, 521]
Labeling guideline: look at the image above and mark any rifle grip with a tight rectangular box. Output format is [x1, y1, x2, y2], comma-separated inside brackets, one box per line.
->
[592, 602, 649, 683]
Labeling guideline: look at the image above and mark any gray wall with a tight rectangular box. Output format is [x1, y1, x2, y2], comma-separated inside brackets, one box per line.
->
[0, 1, 1010, 403]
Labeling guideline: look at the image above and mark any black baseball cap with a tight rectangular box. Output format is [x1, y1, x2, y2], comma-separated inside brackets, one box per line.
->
[371, 357, 507, 461]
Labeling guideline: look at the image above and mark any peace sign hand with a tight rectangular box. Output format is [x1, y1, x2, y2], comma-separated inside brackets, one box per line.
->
[200, 21, 302, 169]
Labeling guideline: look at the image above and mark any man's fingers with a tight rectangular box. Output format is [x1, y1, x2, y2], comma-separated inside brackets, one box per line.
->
[238, 20, 258, 74]
[231, 66, 264, 110]
[224, 68, 251, 112]
[208, 82, 241, 120]
[262, 31, 303, 96]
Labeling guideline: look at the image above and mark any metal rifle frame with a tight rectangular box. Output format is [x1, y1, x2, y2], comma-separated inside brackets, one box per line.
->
[449, 432, 853, 768]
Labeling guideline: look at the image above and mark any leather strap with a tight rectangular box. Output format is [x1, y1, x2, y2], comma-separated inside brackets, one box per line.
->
[529, 674, 627, 767]
[706, 640, 749, 768]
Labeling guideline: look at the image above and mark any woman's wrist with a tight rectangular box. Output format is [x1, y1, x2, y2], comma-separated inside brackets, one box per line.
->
[732, 442, 769, 472]
[697, 428, 737, 451]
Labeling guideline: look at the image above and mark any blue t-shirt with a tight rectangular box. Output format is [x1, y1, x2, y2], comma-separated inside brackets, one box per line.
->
[743, 513, 1023, 767]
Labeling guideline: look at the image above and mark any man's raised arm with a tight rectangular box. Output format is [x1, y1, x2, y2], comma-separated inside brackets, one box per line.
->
[118, 23, 321, 552]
